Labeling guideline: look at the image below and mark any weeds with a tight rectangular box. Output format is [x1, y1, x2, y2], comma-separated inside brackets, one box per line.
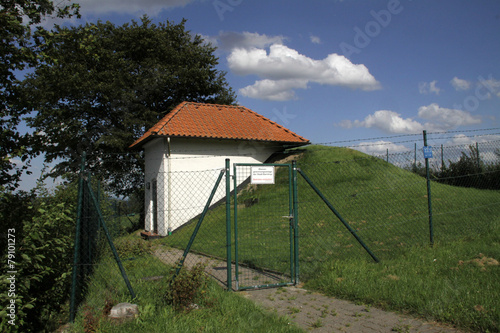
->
[310, 319, 323, 328]
[392, 323, 411, 333]
[83, 305, 99, 333]
[164, 263, 210, 312]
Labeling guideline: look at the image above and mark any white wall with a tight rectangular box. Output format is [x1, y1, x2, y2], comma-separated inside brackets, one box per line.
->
[143, 137, 280, 236]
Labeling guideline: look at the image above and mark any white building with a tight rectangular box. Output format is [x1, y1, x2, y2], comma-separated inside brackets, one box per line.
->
[130, 102, 309, 236]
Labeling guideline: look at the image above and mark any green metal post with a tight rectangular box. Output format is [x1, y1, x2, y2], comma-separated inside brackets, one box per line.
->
[173, 169, 226, 281]
[298, 169, 380, 263]
[423, 130, 434, 246]
[97, 178, 100, 210]
[233, 163, 239, 290]
[414, 143, 417, 169]
[85, 181, 136, 299]
[288, 165, 294, 283]
[69, 153, 86, 322]
[225, 159, 232, 291]
[87, 171, 92, 266]
[292, 161, 300, 284]
[476, 142, 480, 170]
[441, 144, 444, 171]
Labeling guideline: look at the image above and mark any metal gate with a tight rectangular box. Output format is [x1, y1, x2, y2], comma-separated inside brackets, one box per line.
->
[232, 163, 299, 290]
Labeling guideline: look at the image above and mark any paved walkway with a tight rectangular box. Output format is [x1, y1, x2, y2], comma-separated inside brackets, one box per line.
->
[242, 286, 465, 333]
[154, 248, 466, 333]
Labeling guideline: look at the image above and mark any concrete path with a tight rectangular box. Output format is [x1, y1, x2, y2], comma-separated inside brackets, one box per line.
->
[154, 248, 466, 333]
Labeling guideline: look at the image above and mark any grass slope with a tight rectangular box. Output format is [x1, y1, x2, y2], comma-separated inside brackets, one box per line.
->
[161, 145, 499, 332]
[69, 234, 303, 333]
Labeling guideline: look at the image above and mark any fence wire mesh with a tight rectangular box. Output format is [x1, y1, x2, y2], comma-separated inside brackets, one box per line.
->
[294, 138, 500, 278]
[232, 164, 295, 289]
[142, 168, 229, 287]
[70, 131, 500, 316]
[70, 173, 136, 322]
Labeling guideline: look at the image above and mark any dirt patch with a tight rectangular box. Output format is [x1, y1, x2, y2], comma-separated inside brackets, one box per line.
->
[451, 253, 499, 272]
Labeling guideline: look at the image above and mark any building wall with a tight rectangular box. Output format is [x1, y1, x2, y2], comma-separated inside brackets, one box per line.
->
[143, 137, 279, 236]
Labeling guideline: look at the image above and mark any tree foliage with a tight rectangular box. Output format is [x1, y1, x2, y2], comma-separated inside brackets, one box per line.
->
[22, 17, 236, 196]
[408, 145, 500, 190]
[0, 183, 76, 332]
[0, 0, 79, 190]
[437, 144, 500, 190]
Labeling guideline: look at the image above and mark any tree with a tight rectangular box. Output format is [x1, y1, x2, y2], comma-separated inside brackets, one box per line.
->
[0, 0, 79, 190]
[437, 144, 500, 190]
[21, 17, 236, 196]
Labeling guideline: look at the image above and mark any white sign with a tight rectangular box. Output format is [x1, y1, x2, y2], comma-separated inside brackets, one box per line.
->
[251, 166, 275, 184]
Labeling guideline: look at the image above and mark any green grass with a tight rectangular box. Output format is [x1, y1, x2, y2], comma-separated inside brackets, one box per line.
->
[68, 233, 303, 332]
[306, 232, 500, 332]
[157, 145, 499, 332]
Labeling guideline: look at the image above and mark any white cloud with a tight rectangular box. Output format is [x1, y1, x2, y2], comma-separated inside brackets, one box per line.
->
[76, 0, 198, 15]
[447, 133, 500, 145]
[352, 141, 410, 155]
[419, 80, 441, 95]
[227, 42, 381, 100]
[444, 134, 500, 164]
[340, 110, 424, 134]
[450, 77, 471, 91]
[217, 31, 286, 51]
[310, 35, 321, 44]
[417, 103, 481, 130]
[479, 76, 500, 98]
[340, 103, 482, 134]
[239, 79, 308, 101]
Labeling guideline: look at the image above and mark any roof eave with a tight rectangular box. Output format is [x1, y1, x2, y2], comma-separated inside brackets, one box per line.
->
[129, 134, 310, 150]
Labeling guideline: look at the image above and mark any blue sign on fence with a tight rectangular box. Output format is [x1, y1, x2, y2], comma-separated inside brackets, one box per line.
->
[423, 146, 433, 159]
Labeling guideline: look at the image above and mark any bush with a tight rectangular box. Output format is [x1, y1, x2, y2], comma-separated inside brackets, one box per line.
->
[0, 180, 76, 332]
[114, 237, 154, 258]
[164, 263, 210, 312]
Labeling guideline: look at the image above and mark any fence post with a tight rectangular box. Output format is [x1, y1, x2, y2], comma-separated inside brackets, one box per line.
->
[292, 161, 300, 284]
[423, 130, 434, 246]
[232, 163, 239, 290]
[225, 159, 232, 291]
[414, 143, 417, 169]
[69, 152, 86, 322]
[476, 142, 481, 170]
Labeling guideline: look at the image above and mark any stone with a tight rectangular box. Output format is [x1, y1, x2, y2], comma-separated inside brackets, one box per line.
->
[108, 302, 139, 319]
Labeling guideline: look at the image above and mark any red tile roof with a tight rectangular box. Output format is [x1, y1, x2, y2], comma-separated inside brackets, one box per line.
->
[130, 102, 310, 148]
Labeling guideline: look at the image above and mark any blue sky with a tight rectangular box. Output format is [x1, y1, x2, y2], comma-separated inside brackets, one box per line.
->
[17, 0, 500, 189]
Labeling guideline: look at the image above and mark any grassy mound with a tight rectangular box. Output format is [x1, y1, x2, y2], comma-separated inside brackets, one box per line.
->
[160, 145, 499, 331]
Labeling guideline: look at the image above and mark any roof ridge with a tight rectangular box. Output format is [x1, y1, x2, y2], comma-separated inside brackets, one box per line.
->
[158, 101, 189, 133]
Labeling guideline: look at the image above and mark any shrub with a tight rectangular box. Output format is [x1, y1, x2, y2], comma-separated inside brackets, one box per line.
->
[164, 263, 210, 312]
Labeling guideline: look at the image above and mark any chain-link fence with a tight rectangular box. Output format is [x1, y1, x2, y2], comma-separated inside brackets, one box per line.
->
[294, 133, 500, 278]
[69, 156, 136, 322]
[69, 131, 500, 317]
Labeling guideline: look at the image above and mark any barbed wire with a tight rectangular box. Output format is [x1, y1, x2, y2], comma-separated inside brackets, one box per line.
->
[72, 128, 500, 161]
